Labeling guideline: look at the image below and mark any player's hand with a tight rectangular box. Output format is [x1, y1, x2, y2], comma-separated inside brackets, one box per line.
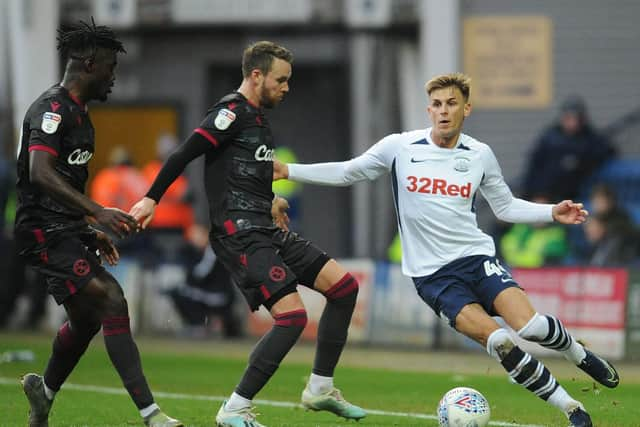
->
[91, 207, 139, 238]
[94, 230, 119, 266]
[271, 196, 290, 231]
[552, 200, 589, 224]
[273, 159, 289, 181]
[129, 197, 157, 230]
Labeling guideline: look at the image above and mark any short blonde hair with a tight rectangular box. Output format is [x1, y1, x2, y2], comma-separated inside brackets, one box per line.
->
[425, 73, 471, 102]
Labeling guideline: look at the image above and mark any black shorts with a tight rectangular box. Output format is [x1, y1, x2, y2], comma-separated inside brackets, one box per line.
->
[17, 227, 104, 305]
[210, 227, 329, 311]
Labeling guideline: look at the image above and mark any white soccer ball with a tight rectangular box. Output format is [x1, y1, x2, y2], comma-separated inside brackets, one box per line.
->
[437, 387, 491, 427]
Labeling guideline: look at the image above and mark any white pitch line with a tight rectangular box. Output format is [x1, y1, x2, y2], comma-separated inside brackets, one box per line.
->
[0, 377, 544, 427]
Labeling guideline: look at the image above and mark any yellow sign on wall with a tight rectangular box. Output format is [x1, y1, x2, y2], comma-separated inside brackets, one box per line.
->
[464, 16, 552, 109]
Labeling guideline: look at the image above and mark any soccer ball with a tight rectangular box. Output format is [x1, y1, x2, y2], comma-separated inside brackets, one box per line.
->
[437, 387, 490, 427]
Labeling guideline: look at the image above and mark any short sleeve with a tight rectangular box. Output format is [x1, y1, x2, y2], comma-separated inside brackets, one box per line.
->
[27, 99, 68, 157]
[192, 103, 244, 150]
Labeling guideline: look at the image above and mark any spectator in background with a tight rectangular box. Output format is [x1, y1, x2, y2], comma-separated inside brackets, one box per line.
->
[272, 146, 302, 230]
[589, 183, 635, 235]
[91, 145, 147, 212]
[583, 212, 637, 266]
[143, 133, 194, 234]
[522, 95, 616, 201]
[581, 183, 638, 266]
[500, 195, 569, 268]
[91, 146, 148, 257]
[142, 133, 195, 264]
[500, 223, 567, 267]
[387, 233, 402, 264]
[569, 183, 637, 263]
[0, 155, 47, 330]
[165, 223, 242, 338]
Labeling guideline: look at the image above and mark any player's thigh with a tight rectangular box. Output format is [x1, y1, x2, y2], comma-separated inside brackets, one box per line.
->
[273, 229, 331, 290]
[455, 303, 502, 346]
[310, 259, 350, 293]
[212, 232, 297, 311]
[23, 235, 104, 305]
[492, 287, 536, 331]
[65, 270, 126, 319]
[269, 291, 305, 317]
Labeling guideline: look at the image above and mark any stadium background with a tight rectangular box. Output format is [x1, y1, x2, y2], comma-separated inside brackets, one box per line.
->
[1, 1, 640, 426]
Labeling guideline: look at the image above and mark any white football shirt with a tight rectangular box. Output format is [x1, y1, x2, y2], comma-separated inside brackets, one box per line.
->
[288, 128, 554, 277]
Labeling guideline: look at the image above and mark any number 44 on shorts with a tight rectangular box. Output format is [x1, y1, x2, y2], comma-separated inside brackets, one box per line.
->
[483, 259, 514, 283]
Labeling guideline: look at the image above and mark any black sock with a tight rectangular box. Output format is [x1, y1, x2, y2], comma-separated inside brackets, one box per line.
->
[313, 273, 358, 377]
[102, 316, 154, 409]
[43, 321, 99, 392]
[235, 309, 307, 399]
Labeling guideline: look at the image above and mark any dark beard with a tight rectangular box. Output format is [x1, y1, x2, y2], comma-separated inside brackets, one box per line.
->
[89, 79, 109, 102]
[260, 93, 275, 109]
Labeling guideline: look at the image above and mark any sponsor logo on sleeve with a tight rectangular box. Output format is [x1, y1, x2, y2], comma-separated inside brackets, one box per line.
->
[214, 108, 236, 130]
[41, 112, 62, 134]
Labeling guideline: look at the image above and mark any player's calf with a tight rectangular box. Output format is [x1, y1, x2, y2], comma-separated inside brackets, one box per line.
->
[234, 308, 307, 401]
[518, 313, 585, 362]
[314, 273, 359, 376]
[518, 313, 619, 388]
[487, 329, 588, 419]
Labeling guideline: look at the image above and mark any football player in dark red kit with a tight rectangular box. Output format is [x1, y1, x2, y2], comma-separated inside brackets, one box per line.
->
[15, 19, 182, 427]
[130, 41, 365, 427]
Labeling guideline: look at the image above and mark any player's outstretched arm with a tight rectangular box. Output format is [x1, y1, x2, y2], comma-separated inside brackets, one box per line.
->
[29, 150, 137, 238]
[281, 135, 396, 186]
[129, 197, 157, 230]
[139, 131, 212, 226]
[552, 200, 589, 225]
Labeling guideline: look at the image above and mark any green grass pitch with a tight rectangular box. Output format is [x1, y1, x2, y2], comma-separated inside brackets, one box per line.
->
[1, 333, 638, 426]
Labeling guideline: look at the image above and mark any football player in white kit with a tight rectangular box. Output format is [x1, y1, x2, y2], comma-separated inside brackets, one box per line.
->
[273, 73, 619, 427]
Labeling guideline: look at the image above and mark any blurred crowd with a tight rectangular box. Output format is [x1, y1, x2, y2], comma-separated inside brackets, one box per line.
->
[495, 95, 640, 269]
[2, 95, 640, 333]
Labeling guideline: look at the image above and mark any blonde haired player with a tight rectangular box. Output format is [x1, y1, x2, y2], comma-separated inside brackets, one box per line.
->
[274, 73, 619, 427]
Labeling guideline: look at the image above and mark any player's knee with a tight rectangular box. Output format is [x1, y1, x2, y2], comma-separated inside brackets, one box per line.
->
[517, 312, 548, 342]
[274, 309, 308, 333]
[70, 320, 101, 338]
[101, 288, 128, 317]
[486, 328, 515, 361]
[325, 273, 359, 307]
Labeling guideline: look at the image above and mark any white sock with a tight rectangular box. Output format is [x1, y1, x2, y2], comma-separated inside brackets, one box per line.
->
[517, 313, 587, 364]
[139, 403, 160, 418]
[565, 339, 587, 365]
[308, 373, 333, 395]
[43, 382, 56, 401]
[225, 392, 252, 411]
[547, 386, 580, 414]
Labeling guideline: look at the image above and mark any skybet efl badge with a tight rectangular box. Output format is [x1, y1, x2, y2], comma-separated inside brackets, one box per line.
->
[214, 108, 236, 130]
[41, 112, 62, 134]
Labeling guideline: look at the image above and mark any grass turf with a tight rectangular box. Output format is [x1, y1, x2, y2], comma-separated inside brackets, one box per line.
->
[0, 333, 636, 426]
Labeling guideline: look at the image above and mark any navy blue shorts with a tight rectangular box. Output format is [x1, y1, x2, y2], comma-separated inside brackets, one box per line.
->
[412, 255, 520, 329]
